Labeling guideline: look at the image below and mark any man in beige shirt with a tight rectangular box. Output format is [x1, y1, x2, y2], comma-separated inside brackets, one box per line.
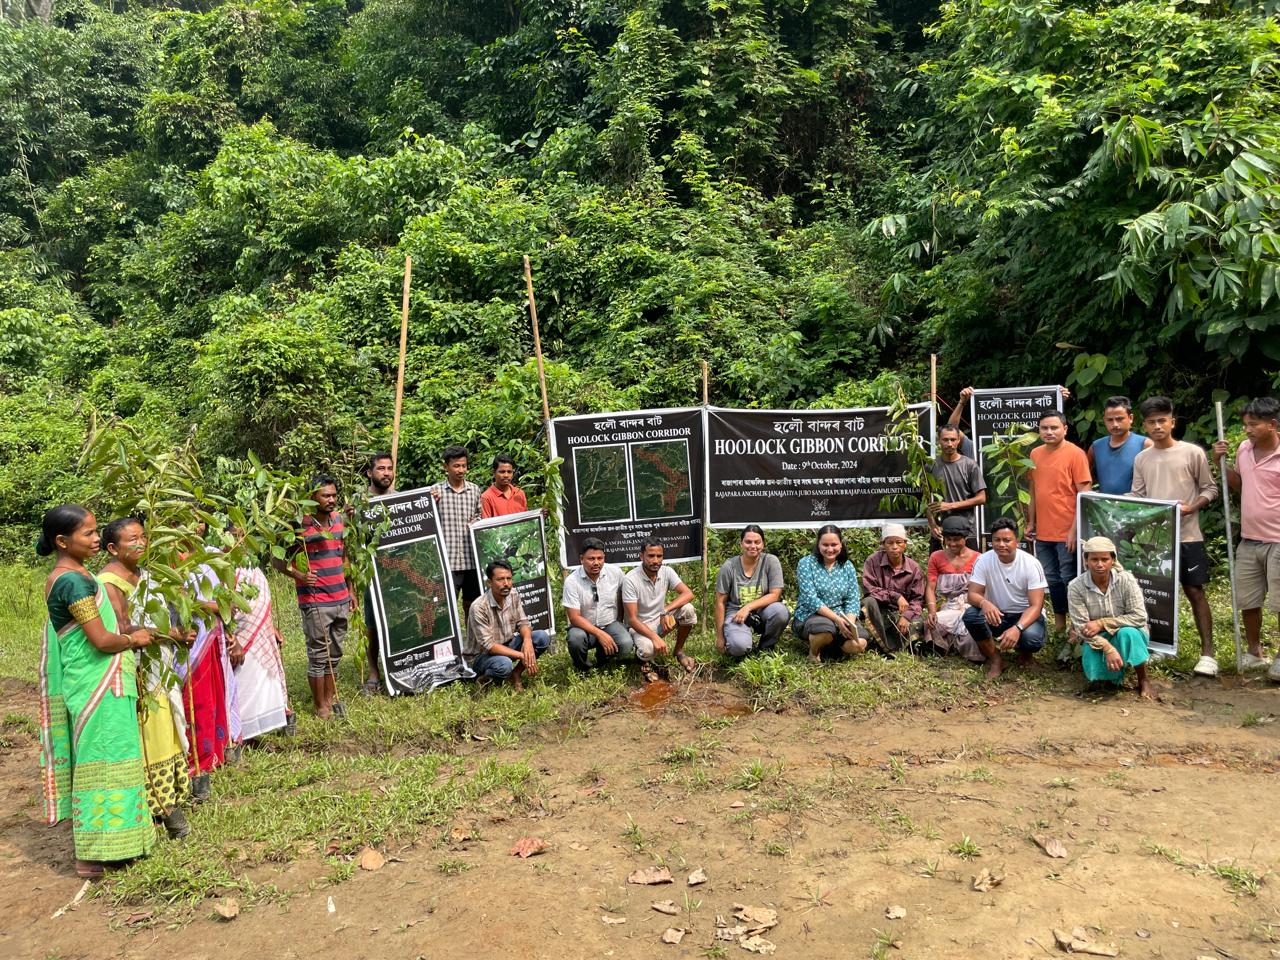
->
[1130, 396, 1220, 675]
[464, 560, 550, 690]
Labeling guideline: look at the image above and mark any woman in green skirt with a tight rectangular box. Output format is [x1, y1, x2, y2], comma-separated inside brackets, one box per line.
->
[37, 505, 156, 878]
[1067, 536, 1154, 700]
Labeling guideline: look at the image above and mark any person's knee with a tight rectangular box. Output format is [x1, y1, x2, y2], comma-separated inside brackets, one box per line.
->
[1018, 618, 1047, 651]
[763, 603, 790, 628]
[566, 627, 589, 652]
[482, 656, 514, 679]
[607, 624, 634, 658]
[530, 630, 551, 654]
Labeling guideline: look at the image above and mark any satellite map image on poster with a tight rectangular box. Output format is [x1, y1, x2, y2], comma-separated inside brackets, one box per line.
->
[574, 444, 631, 523]
[630, 440, 692, 519]
[375, 536, 453, 655]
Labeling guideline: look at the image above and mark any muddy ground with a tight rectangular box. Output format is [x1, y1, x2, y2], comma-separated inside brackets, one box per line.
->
[2, 673, 1278, 960]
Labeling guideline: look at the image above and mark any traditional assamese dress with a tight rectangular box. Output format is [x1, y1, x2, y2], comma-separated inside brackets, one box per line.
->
[1066, 566, 1150, 683]
[99, 570, 190, 817]
[175, 563, 231, 776]
[38, 571, 155, 861]
[231, 566, 289, 739]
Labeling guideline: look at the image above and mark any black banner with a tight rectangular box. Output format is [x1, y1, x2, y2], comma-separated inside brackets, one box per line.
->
[705, 405, 934, 528]
[1077, 493, 1181, 657]
[470, 509, 555, 634]
[969, 385, 1063, 535]
[365, 487, 470, 695]
[550, 407, 704, 567]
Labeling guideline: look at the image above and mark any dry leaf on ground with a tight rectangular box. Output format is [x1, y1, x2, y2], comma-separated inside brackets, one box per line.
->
[601, 916, 626, 925]
[972, 868, 1005, 892]
[661, 927, 685, 944]
[1033, 835, 1069, 859]
[509, 836, 547, 859]
[1052, 927, 1118, 956]
[729, 800, 746, 809]
[358, 847, 386, 871]
[672, 816, 688, 825]
[688, 867, 708, 886]
[717, 927, 747, 940]
[886, 905, 907, 919]
[652, 900, 680, 916]
[739, 935, 777, 954]
[449, 825, 472, 845]
[212, 898, 239, 921]
[733, 904, 779, 930]
[628, 866, 674, 885]
[568, 842, 589, 851]
[123, 910, 153, 926]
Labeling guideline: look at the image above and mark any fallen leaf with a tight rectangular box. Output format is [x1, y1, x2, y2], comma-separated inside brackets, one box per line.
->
[324, 841, 342, 855]
[326, 896, 335, 914]
[891, 941, 903, 950]
[733, 904, 778, 930]
[1052, 926, 1118, 956]
[212, 897, 239, 921]
[672, 816, 688, 825]
[716, 927, 746, 941]
[739, 935, 777, 954]
[628, 866, 674, 885]
[972, 868, 1005, 893]
[509, 836, 547, 859]
[1097, 816, 1111, 828]
[661, 927, 685, 945]
[449, 825, 472, 845]
[652, 900, 680, 916]
[358, 847, 386, 871]
[688, 867, 708, 886]
[885, 905, 907, 920]
[729, 801, 746, 809]
[569, 842, 589, 851]
[1135, 929, 1151, 939]
[1033, 835, 1069, 859]
[601, 916, 626, 925]
[1119, 708, 1130, 717]
[123, 910, 153, 926]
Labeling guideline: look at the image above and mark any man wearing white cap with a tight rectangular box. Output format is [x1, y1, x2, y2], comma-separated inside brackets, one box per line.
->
[861, 523, 925, 654]
[1067, 536, 1154, 699]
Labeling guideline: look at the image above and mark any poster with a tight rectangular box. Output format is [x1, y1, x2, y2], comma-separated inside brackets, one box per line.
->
[365, 487, 470, 695]
[705, 405, 934, 528]
[968, 385, 1063, 535]
[1076, 492, 1181, 657]
[549, 407, 704, 567]
[469, 509, 555, 634]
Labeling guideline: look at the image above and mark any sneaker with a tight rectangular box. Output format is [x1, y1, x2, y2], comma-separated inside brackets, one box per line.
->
[163, 806, 190, 840]
[1239, 652, 1271, 671]
[1268, 656, 1280, 683]
[1192, 655, 1219, 677]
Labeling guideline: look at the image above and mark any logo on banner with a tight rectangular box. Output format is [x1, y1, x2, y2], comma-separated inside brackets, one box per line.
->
[810, 498, 830, 518]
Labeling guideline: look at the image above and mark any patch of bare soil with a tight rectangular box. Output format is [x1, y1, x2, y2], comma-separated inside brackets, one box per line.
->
[2, 672, 1279, 960]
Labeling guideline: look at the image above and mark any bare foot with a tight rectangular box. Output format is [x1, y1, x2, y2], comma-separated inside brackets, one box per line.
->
[315, 705, 332, 720]
[677, 653, 696, 673]
[808, 653, 822, 664]
[75, 859, 104, 879]
[985, 655, 1004, 680]
[511, 675, 525, 692]
[1017, 650, 1034, 668]
[1138, 680, 1156, 700]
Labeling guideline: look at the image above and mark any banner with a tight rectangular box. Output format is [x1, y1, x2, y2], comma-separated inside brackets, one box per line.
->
[968, 385, 1063, 535]
[365, 487, 470, 695]
[1076, 492, 1181, 657]
[550, 407, 704, 567]
[469, 509, 555, 634]
[705, 405, 934, 529]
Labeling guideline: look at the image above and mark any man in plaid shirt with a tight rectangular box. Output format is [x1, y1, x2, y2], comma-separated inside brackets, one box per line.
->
[430, 445, 483, 613]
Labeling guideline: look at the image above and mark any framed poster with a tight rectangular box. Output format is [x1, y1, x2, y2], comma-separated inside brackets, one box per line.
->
[969, 385, 1063, 535]
[469, 509, 555, 634]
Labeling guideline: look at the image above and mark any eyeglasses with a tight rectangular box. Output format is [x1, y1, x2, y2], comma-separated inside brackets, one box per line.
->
[591, 584, 598, 602]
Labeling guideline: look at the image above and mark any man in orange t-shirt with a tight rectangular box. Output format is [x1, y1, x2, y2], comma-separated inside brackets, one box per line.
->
[1027, 411, 1092, 632]
[480, 454, 529, 518]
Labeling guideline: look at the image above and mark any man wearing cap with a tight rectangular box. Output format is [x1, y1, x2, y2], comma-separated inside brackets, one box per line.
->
[964, 517, 1048, 678]
[861, 523, 925, 654]
[925, 516, 984, 661]
[1067, 536, 1154, 699]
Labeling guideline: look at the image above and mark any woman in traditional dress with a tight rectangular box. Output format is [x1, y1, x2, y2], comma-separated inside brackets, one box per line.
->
[230, 549, 293, 740]
[792, 524, 868, 662]
[37, 505, 155, 879]
[1067, 536, 1154, 699]
[924, 516, 984, 662]
[100, 518, 191, 839]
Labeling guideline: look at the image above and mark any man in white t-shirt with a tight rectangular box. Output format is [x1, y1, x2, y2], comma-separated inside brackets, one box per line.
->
[622, 539, 698, 675]
[964, 517, 1048, 679]
[562, 537, 633, 671]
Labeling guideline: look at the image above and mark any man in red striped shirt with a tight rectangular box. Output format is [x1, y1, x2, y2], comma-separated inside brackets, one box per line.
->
[275, 475, 352, 719]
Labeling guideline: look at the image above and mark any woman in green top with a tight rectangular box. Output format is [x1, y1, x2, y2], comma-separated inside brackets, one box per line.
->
[37, 505, 156, 879]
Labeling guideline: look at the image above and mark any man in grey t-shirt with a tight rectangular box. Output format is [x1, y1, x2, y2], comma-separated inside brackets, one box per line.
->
[562, 537, 633, 670]
[927, 424, 986, 548]
[714, 525, 790, 658]
[622, 539, 698, 673]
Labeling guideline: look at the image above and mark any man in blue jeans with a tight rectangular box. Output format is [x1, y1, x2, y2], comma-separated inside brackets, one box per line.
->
[964, 518, 1048, 679]
[464, 560, 550, 691]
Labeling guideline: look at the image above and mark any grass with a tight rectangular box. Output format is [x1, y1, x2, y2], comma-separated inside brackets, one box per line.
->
[950, 835, 982, 859]
[1145, 841, 1266, 897]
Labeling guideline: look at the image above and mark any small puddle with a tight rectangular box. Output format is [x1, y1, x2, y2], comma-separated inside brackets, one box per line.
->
[628, 680, 676, 712]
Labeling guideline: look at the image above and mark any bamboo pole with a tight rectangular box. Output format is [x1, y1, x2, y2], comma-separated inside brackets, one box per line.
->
[523, 255, 552, 432]
[391, 255, 412, 471]
[701, 360, 711, 634]
[1215, 401, 1244, 672]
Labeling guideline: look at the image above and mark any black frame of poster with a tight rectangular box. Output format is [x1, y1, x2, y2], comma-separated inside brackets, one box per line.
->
[704, 404, 935, 529]
[365, 487, 470, 695]
[469, 508, 556, 635]
[1076, 491, 1182, 658]
[549, 407, 704, 568]
[968, 385, 1063, 536]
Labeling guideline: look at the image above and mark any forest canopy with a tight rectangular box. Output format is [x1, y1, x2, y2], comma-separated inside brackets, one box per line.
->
[1, 0, 1276, 552]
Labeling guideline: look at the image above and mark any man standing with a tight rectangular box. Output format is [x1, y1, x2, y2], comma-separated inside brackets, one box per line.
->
[464, 560, 550, 690]
[360, 452, 394, 695]
[275, 474, 351, 719]
[1131, 396, 1220, 675]
[562, 538, 633, 670]
[1088, 396, 1151, 494]
[861, 523, 926, 653]
[964, 517, 1049, 678]
[622, 540, 698, 675]
[1027, 411, 1092, 633]
[1213, 397, 1280, 677]
[430, 445, 483, 614]
[480, 454, 529, 518]
[928, 424, 986, 549]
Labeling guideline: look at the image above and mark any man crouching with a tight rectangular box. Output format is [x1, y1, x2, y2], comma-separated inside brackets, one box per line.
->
[464, 560, 550, 691]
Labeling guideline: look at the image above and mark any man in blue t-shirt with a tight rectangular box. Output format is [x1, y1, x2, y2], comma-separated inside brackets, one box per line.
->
[1087, 396, 1152, 494]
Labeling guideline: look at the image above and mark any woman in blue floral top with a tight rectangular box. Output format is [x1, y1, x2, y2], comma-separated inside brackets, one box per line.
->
[792, 524, 868, 661]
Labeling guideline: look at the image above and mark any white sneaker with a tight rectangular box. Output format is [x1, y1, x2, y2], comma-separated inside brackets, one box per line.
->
[1268, 656, 1280, 683]
[1239, 653, 1271, 671]
[1193, 655, 1219, 677]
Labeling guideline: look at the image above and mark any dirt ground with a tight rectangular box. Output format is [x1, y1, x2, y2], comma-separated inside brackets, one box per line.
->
[2, 672, 1279, 960]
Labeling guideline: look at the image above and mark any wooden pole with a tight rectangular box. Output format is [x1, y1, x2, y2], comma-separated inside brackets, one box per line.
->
[523, 255, 552, 432]
[390, 255, 412, 471]
[929, 353, 937, 408]
[701, 361, 711, 636]
[1215, 401, 1244, 672]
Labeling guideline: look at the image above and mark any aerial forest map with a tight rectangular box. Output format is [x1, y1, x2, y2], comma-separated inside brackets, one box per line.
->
[374, 536, 453, 655]
[574, 440, 692, 524]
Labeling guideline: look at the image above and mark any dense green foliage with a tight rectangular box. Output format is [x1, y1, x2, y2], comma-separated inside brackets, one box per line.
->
[0, 0, 1275, 548]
